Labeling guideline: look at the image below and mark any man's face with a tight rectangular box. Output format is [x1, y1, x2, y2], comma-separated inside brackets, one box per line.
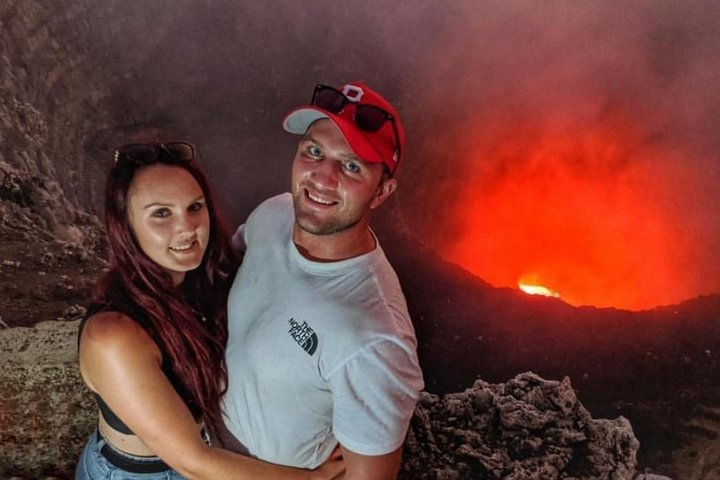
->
[291, 119, 396, 236]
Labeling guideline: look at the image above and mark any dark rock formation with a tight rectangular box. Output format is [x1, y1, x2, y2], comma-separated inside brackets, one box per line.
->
[0, 0, 111, 234]
[400, 372, 638, 480]
[0, 321, 640, 479]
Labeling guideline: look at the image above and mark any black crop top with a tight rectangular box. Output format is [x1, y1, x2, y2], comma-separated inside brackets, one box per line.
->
[78, 301, 202, 435]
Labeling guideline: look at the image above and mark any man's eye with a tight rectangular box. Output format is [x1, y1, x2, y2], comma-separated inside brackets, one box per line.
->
[152, 208, 171, 218]
[344, 161, 361, 174]
[307, 145, 322, 158]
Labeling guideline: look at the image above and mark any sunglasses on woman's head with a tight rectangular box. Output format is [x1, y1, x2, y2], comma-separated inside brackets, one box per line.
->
[311, 85, 402, 162]
[113, 142, 195, 167]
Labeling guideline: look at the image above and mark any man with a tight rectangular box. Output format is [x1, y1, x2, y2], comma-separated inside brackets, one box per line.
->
[221, 82, 424, 479]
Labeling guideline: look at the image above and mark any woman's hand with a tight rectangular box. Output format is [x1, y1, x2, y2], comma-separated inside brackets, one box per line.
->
[311, 446, 345, 480]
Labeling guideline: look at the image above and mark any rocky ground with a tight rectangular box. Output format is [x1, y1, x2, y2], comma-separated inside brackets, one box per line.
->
[600, 390, 720, 479]
[0, 319, 95, 478]
[0, 224, 102, 329]
[400, 372, 638, 479]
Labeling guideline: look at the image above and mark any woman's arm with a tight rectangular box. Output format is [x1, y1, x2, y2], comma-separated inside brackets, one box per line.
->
[79, 311, 343, 480]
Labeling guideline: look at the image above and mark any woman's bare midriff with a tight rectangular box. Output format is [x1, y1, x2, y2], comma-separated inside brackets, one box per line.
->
[98, 411, 204, 457]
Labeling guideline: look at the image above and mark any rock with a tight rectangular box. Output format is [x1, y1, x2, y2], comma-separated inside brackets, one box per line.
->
[0, 322, 641, 479]
[61, 304, 86, 321]
[400, 373, 639, 479]
[0, 320, 95, 478]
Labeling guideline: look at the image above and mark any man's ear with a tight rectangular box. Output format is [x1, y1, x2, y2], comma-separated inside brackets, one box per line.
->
[370, 176, 398, 210]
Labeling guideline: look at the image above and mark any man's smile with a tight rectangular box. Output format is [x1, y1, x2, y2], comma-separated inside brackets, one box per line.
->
[305, 189, 338, 207]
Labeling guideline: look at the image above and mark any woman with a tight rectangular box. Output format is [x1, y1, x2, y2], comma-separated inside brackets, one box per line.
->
[76, 141, 343, 479]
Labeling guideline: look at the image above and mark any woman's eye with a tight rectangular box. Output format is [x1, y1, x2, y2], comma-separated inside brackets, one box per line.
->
[152, 208, 171, 218]
[188, 201, 205, 213]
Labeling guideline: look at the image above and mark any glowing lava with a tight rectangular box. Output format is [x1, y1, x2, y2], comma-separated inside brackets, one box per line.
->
[443, 112, 715, 311]
[518, 282, 560, 298]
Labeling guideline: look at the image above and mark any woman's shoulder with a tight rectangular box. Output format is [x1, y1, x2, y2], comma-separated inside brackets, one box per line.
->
[79, 310, 162, 393]
[82, 310, 157, 353]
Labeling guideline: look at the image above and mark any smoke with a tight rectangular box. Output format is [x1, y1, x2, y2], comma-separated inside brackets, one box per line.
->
[38, 0, 718, 308]
[73, 0, 437, 220]
[393, 1, 720, 309]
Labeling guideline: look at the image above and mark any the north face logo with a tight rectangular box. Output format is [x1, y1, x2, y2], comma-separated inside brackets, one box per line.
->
[288, 318, 318, 356]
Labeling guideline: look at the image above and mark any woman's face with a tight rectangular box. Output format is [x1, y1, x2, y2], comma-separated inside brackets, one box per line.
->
[127, 164, 210, 286]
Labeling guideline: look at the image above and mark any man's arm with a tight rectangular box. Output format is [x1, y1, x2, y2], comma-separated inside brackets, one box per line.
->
[330, 340, 422, 479]
[339, 445, 402, 480]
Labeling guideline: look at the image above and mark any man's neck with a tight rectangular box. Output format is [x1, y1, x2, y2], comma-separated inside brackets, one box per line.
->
[292, 223, 376, 262]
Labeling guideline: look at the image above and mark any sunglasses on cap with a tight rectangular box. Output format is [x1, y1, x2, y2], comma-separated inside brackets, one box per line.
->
[310, 84, 402, 165]
[113, 142, 195, 167]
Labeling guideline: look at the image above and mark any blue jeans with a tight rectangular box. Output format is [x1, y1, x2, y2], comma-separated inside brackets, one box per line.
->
[75, 429, 187, 479]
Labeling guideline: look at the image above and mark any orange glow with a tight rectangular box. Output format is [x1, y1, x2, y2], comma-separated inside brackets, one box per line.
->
[518, 282, 560, 298]
[444, 113, 706, 311]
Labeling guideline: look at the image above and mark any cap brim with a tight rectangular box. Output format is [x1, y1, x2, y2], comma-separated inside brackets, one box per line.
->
[282, 107, 387, 165]
[283, 107, 330, 135]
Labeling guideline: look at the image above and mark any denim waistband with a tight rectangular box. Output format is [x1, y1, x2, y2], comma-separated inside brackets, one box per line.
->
[96, 430, 170, 474]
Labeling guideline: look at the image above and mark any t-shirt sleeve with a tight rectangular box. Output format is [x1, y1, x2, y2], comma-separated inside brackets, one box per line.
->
[231, 224, 247, 254]
[329, 339, 424, 456]
[232, 194, 288, 255]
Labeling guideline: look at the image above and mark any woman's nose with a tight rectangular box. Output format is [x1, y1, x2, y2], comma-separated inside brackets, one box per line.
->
[176, 213, 199, 235]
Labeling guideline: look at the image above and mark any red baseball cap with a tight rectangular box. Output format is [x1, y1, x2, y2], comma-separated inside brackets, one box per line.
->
[282, 82, 405, 174]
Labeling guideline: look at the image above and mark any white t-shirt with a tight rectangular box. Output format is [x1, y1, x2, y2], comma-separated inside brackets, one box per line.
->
[222, 193, 424, 468]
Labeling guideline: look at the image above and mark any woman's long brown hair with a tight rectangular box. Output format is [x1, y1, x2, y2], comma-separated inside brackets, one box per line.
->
[94, 149, 236, 431]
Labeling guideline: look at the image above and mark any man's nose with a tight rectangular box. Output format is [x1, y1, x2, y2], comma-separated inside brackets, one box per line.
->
[310, 159, 340, 188]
